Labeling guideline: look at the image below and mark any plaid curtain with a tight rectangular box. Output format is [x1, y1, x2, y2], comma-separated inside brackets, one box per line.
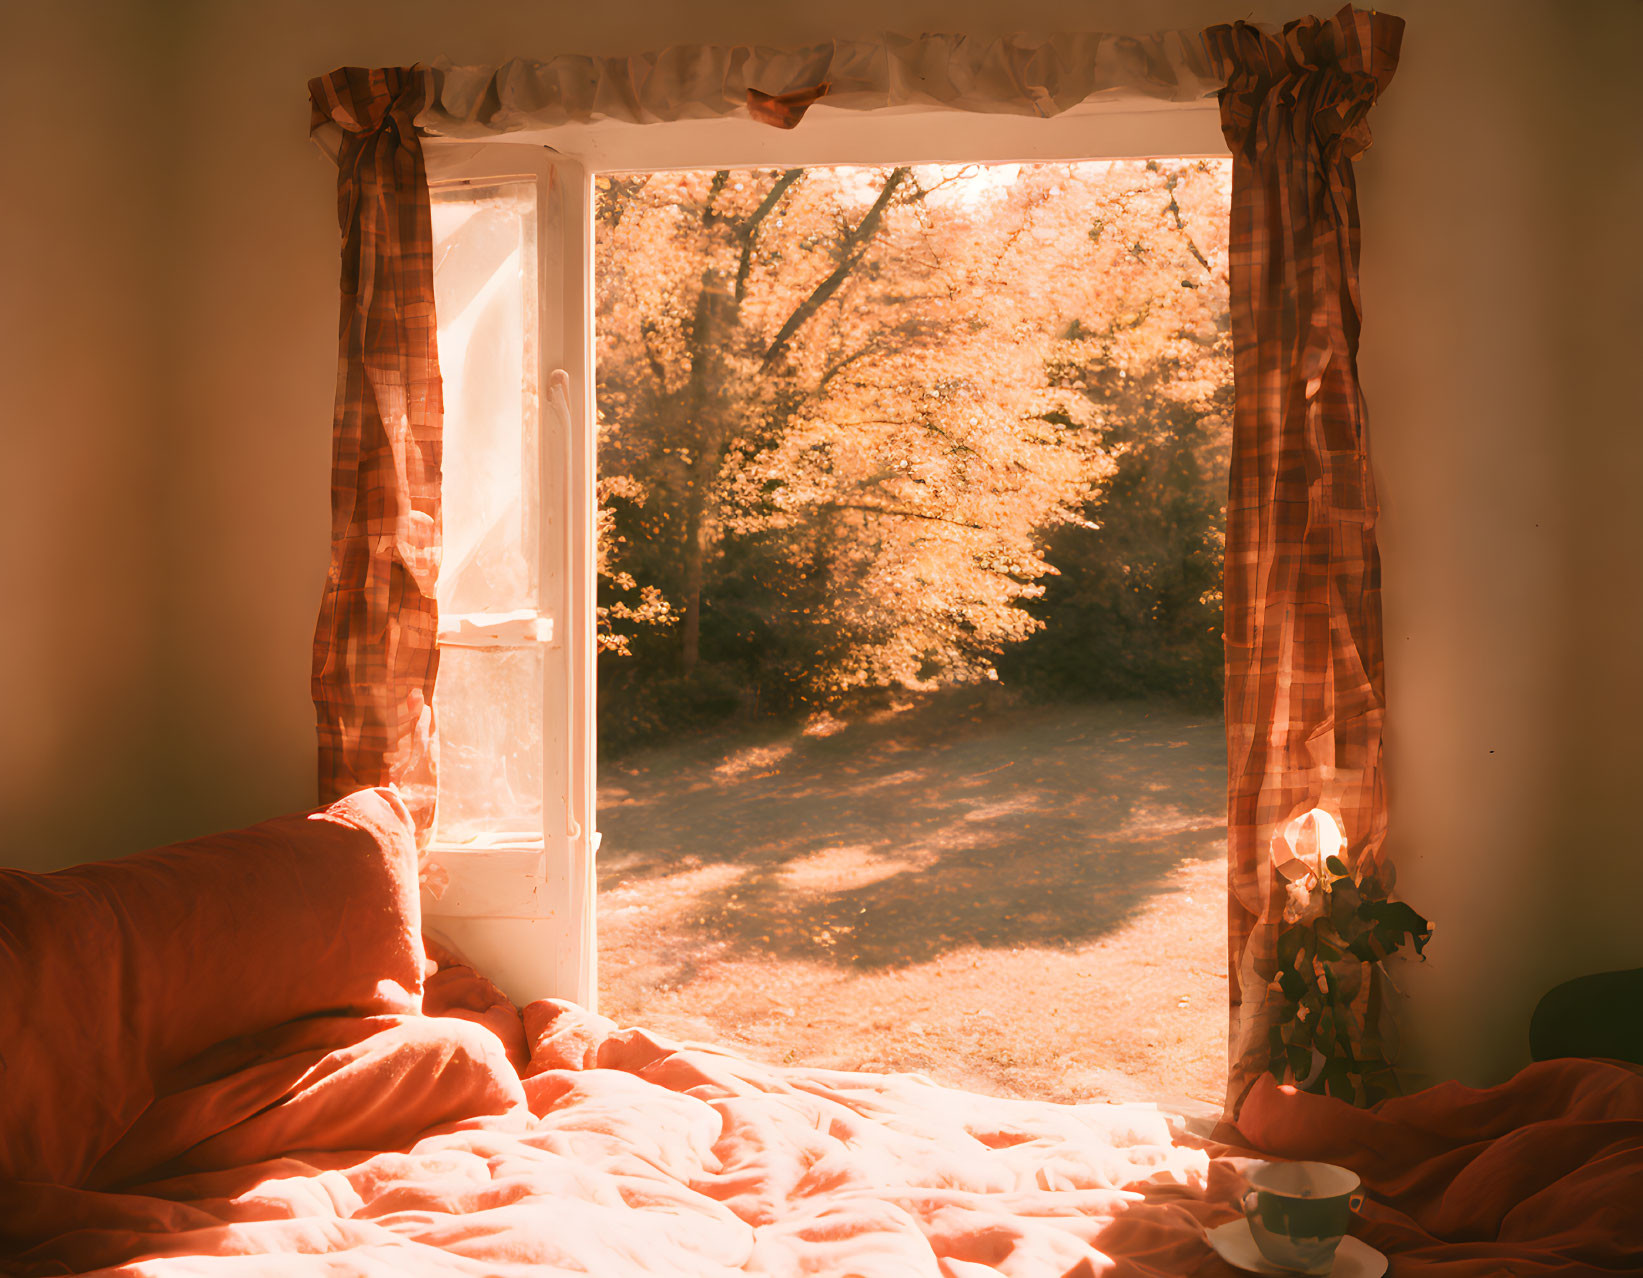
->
[308, 67, 442, 836]
[1204, 7, 1403, 1111]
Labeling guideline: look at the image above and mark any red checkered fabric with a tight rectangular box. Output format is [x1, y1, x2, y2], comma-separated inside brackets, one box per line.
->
[308, 67, 442, 838]
[1204, 6, 1403, 1112]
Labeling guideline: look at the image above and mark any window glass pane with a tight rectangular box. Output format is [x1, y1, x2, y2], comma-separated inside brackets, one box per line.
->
[432, 645, 544, 846]
[430, 179, 540, 617]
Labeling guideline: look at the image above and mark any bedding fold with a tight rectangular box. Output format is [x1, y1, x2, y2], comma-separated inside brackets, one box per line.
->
[5, 881, 1638, 1275]
[0, 789, 423, 1189]
[10, 968, 1638, 1277]
[1227, 1061, 1643, 1276]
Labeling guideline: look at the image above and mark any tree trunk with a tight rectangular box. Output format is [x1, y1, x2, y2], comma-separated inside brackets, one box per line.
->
[680, 492, 708, 675]
[679, 259, 730, 676]
[677, 165, 901, 675]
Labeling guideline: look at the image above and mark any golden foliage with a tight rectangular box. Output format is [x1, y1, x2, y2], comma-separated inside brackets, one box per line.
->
[596, 160, 1230, 731]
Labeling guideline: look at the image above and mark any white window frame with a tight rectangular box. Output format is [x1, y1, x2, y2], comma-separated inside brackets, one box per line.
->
[422, 144, 598, 1009]
[420, 98, 1228, 1011]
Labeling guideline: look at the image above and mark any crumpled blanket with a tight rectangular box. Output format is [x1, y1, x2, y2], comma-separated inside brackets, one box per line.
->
[0, 953, 1231, 1277]
[1227, 1057, 1643, 1277]
[3, 951, 1639, 1276]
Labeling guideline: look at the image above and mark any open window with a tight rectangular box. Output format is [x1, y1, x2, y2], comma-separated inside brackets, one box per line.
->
[419, 102, 1228, 1013]
[421, 144, 597, 1007]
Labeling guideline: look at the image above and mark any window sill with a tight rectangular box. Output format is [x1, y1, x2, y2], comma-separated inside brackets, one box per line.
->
[423, 844, 550, 918]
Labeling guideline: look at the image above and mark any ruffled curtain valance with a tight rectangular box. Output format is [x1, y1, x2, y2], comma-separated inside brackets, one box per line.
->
[412, 31, 1220, 138]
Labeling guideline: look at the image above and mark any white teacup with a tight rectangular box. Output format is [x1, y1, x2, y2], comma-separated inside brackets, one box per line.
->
[1241, 1161, 1365, 1274]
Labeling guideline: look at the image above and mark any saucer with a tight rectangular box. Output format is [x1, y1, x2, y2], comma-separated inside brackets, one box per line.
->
[1206, 1219, 1388, 1277]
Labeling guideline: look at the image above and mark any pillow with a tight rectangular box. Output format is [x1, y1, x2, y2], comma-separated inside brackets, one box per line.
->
[1530, 966, 1643, 1066]
[0, 787, 422, 1187]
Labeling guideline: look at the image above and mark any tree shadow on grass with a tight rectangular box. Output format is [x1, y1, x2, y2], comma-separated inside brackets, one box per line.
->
[597, 694, 1226, 971]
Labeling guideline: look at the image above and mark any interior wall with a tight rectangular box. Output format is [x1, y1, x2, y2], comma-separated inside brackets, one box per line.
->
[3, 0, 1639, 1089]
[1358, 2, 1643, 1086]
[0, 2, 178, 866]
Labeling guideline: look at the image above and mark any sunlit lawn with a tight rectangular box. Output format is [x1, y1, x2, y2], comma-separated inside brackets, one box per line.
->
[597, 692, 1228, 1106]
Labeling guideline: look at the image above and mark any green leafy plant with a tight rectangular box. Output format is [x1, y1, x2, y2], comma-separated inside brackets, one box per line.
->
[1268, 854, 1433, 1105]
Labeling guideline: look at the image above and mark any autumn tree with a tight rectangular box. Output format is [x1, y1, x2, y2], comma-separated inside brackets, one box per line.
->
[999, 160, 1233, 707]
[595, 159, 1231, 746]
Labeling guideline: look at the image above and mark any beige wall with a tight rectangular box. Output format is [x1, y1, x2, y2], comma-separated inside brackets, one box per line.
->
[0, 3, 178, 864]
[2, 0, 1639, 1088]
[1357, 3, 1643, 1085]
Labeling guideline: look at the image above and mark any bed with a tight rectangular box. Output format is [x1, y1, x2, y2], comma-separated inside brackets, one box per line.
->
[3, 791, 1638, 1276]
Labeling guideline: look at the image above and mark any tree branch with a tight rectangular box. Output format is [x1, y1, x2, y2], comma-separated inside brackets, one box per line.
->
[816, 500, 988, 531]
[639, 320, 672, 392]
[1163, 174, 1212, 273]
[905, 165, 982, 202]
[760, 167, 911, 373]
[701, 169, 730, 227]
[735, 168, 804, 304]
[817, 342, 883, 389]
[598, 175, 651, 232]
